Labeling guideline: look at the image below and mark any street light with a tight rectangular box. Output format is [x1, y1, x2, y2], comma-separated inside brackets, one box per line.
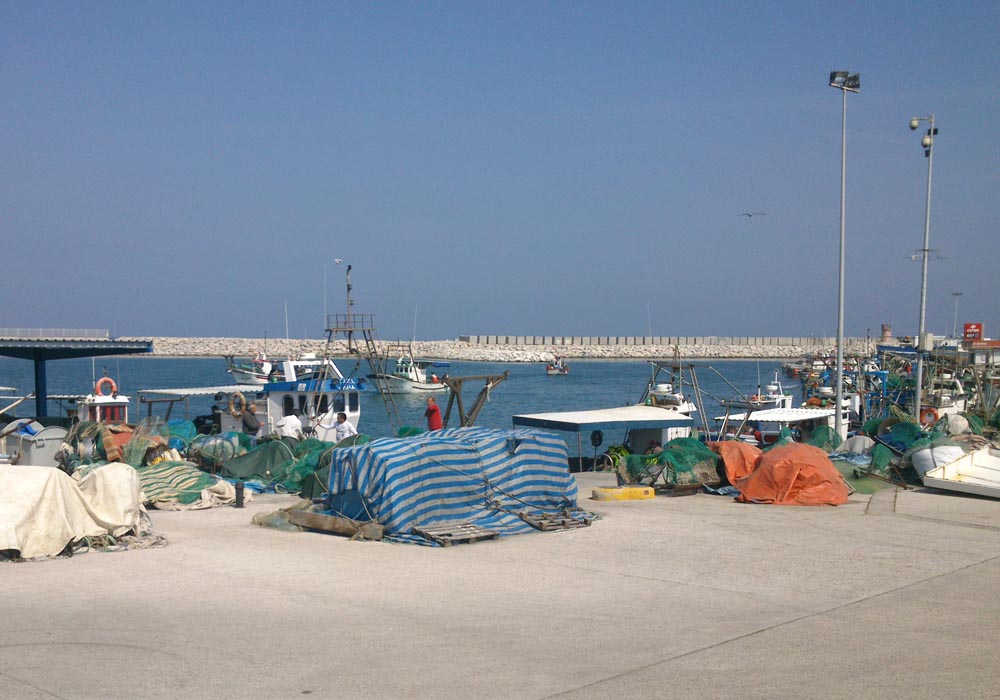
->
[909, 114, 937, 421]
[952, 292, 962, 339]
[829, 70, 860, 439]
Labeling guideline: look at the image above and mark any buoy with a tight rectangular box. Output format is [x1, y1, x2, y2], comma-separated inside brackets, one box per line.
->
[919, 406, 939, 426]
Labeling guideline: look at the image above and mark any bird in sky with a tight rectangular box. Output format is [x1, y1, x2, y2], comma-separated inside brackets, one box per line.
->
[334, 258, 343, 264]
[737, 212, 766, 218]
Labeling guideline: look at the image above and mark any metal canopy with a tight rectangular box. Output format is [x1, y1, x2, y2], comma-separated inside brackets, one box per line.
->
[0, 336, 153, 416]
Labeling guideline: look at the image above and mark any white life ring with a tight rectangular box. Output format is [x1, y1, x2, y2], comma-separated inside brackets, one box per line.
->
[229, 391, 247, 417]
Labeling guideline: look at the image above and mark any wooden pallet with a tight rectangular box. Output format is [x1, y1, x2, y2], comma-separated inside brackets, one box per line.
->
[518, 510, 592, 531]
[412, 522, 499, 547]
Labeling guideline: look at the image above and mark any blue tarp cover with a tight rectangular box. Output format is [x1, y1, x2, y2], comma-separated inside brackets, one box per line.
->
[324, 427, 588, 544]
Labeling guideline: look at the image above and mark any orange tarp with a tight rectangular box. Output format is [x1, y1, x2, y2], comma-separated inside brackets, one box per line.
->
[735, 443, 849, 506]
[709, 441, 762, 483]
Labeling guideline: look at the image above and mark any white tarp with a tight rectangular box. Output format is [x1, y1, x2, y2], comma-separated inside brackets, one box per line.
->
[0, 463, 144, 559]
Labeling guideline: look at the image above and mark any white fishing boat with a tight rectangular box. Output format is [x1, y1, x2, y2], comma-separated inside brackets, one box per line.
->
[367, 348, 448, 395]
[141, 357, 365, 442]
[225, 352, 338, 386]
[719, 369, 794, 411]
[920, 445, 1000, 499]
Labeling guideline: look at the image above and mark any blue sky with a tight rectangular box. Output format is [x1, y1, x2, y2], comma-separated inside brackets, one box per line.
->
[3, 2, 997, 342]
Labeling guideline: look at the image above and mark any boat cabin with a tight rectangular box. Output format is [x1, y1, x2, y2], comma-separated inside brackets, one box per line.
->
[76, 377, 130, 425]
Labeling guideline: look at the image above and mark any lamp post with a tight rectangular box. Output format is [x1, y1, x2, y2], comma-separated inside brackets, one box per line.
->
[829, 71, 860, 439]
[909, 114, 937, 421]
[951, 292, 962, 339]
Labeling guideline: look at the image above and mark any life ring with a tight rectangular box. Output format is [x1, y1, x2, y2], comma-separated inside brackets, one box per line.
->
[919, 407, 939, 426]
[95, 377, 117, 396]
[228, 391, 247, 417]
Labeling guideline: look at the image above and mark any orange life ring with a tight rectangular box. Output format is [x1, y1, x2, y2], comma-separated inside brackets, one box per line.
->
[919, 407, 939, 426]
[228, 391, 247, 418]
[95, 377, 117, 396]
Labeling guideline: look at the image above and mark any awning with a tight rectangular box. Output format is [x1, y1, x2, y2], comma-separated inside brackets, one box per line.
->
[512, 405, 692, 433]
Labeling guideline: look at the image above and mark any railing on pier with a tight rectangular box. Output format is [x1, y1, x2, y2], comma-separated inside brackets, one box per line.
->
[0, 328, 110, 339]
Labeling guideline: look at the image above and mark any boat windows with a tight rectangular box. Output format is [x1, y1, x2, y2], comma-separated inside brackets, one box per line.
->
[348, 392, 359, 413]
[282, 396, 295, 416]
[333, 394, 346, 413]
[319, 395, 329, 414]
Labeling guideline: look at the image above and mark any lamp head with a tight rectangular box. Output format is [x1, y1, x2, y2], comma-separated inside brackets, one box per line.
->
[909, 118, 920, 130]
[828, 71, 860, 91]
[922, 135, 933, 148]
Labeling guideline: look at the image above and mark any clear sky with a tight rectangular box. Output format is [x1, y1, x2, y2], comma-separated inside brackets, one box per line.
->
[3, 2, 997, 342]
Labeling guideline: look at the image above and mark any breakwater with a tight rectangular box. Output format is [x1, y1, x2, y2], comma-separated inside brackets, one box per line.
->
[121, 336, 874, 362]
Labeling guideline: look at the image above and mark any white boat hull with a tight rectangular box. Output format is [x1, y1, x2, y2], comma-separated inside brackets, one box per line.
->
[921, 446, 1000, 499]
[370, 374, 447, 394]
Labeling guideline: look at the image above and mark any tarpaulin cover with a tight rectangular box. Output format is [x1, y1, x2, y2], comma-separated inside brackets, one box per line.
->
[709, 441, 762, 483]
[324, 426, 587, 544]
[0, 463, 143, 558]
[735, 443, 849, 506]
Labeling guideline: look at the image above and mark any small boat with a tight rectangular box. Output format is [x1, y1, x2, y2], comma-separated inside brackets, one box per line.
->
[367, 348, 448, 395]
[546, 358, 569, 376]
[920, 445, 1000, 499]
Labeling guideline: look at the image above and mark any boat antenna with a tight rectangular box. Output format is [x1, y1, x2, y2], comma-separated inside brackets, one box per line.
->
[412, 304, 418, 344]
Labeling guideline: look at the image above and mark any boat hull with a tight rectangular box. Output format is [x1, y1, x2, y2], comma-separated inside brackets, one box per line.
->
[368, 374, 447, 394]
[921, 446, 1000, 499]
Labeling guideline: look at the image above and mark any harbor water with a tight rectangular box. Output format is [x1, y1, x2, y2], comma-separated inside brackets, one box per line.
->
[0, 356, 789, 455]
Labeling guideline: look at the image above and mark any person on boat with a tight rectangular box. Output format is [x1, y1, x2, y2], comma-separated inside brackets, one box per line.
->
[424, 396, 443, 431]
[333, 412, 358, 443]
[241, 402, 261, 445]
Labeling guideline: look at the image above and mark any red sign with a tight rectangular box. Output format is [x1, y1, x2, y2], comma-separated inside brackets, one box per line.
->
[964, 323, 983, 340]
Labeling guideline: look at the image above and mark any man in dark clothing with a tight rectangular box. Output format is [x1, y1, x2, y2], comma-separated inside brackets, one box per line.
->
[242, 402, 261, 437]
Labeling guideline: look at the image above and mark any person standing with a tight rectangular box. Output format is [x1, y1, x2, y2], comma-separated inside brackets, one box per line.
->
[424, 396, 443, 431]
[333, 412, 358, 443]
[275, 408, 303, 440]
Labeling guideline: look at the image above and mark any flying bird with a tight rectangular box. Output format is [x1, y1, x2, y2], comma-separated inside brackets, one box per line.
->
[737, 212, 766, 218]
[334, 258, 343, 264]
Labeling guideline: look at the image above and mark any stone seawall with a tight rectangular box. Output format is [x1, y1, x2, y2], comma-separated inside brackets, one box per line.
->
[120, 337, 873, 362]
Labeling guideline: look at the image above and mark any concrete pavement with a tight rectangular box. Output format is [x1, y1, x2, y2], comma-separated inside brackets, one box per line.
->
[3, 473, 1000, 699]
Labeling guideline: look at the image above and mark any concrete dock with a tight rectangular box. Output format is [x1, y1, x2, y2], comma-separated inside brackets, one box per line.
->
[3, 473, 1000, 699]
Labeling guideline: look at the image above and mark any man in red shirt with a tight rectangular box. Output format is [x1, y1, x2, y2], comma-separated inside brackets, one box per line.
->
[424, 396, 443, 431]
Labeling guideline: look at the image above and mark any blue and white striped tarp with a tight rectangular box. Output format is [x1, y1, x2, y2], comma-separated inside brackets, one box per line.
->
[324, 427, 591, 545]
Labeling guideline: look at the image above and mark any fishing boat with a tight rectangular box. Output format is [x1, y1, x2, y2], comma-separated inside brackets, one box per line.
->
[225, 352, 339, 386]
[141, 358, 365, 441]
[719, 369, 794, 411]
[546, 357, 569, 376]
[366, 346, 448, 395]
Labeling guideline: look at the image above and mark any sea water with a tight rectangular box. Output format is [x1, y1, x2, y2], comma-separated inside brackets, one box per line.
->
[0, 356, 790, 455]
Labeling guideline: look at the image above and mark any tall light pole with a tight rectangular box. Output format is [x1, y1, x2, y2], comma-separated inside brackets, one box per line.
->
[951, 291, 962, 339]
[909, 114, 937, 421]
[829, 71, 860, 439]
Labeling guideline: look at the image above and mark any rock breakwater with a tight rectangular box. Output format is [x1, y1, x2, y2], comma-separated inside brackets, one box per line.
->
[122, 337, 872, 363]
